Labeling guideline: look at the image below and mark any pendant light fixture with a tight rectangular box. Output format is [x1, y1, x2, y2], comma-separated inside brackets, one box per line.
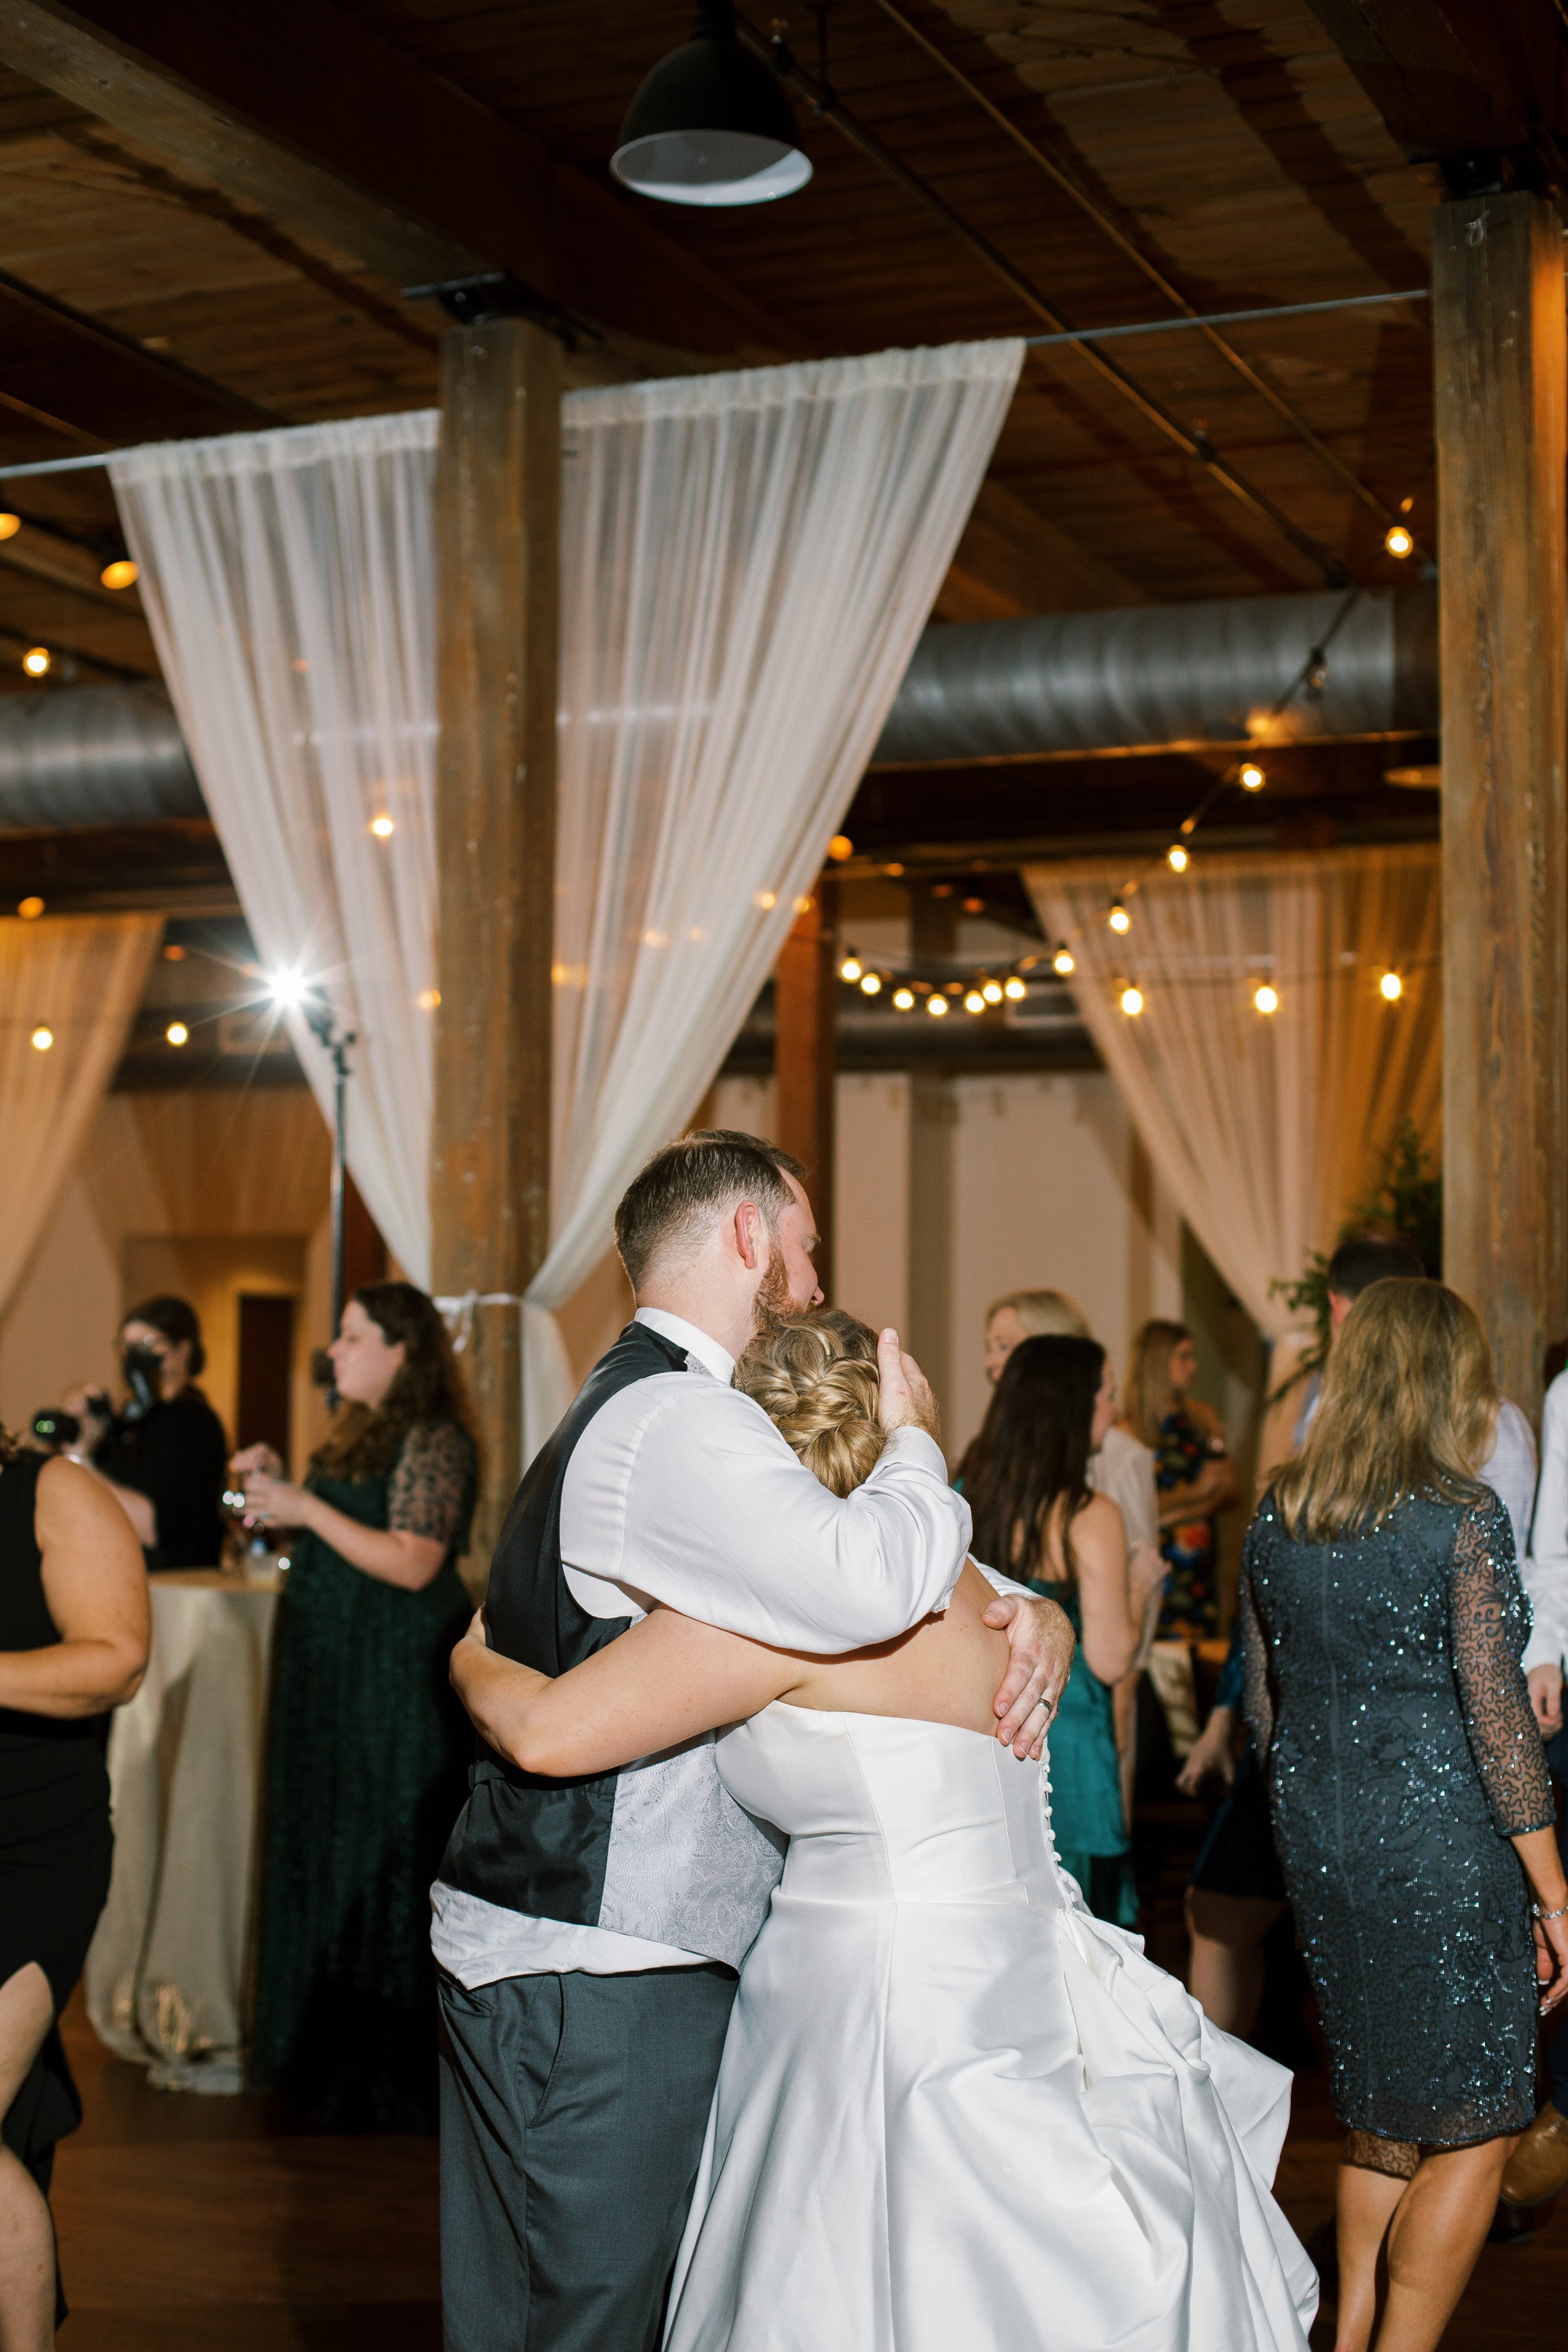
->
[612, 0, 813, 208]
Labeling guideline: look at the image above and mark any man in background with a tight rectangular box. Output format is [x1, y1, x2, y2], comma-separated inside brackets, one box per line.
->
[1500, 1369, 1568, 2208]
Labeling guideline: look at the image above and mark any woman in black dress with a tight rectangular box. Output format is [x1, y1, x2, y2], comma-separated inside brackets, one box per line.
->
[0, 1436, 147, 2344]
[1242, 1279, 1568, 2352]
[233, 1283, 477, 2131]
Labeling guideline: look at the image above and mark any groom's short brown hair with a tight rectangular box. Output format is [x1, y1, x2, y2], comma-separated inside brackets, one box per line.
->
[615, 1130, 806, 1289]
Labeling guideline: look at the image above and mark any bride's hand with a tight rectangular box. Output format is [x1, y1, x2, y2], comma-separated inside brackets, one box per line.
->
[876, 1328, 940, 1439]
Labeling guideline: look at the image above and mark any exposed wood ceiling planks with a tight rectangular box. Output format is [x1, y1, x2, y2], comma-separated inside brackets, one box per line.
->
[0, 0, 1507, 693]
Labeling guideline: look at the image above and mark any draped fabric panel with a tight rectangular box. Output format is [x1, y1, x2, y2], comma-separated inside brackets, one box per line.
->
[1025, 845, 1441, 1338]
[0, 913, 161, 1319]
[109, 413, 440, 1284]
[526, 339, 1024, 1454]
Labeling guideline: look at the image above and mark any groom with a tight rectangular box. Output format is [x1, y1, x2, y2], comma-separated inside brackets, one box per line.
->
[433, 1130, 1074, 2352]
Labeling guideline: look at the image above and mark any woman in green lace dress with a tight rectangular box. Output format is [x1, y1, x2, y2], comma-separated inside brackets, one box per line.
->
[960, 1337, 1163, 1925]
[233, 1282, 477, 2131]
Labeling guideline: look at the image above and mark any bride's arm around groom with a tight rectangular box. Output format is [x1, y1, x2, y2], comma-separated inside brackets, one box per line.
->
[432, 1130, 1073, 2352]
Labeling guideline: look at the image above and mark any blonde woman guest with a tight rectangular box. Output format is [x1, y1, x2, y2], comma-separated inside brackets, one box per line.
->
[1128, 1320, 1238, 1642]
[1242, 1280, 1567, 2352]
[452, 1312, 1317, 2352]
[982, 1290, 1163, 1814]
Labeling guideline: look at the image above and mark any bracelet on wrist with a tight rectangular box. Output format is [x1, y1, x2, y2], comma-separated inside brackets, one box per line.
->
[1534, 1899, 1568, 1923]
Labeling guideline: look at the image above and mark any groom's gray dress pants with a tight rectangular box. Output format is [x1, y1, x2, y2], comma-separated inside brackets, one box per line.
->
[438, 1962, 738, 2352]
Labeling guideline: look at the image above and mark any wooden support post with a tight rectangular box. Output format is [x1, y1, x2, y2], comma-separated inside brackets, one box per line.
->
[1435, 190, 1568, 1418]
[774, 883, 837, 1300]
[432, 317, 560, 1577]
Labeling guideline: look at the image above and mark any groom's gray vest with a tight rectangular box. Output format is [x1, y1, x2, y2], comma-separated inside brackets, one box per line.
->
[437, 1320, 783, 1964]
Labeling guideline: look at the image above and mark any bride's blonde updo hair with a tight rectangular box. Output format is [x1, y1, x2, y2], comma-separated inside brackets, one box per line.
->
[737, 1310, 884, 1497]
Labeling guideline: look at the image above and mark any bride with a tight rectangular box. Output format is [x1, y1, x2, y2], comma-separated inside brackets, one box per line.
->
[451, 1310, 1316, 2351]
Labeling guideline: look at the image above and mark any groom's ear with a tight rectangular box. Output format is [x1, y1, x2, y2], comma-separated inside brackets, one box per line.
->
[732, 1199, 765, 1272]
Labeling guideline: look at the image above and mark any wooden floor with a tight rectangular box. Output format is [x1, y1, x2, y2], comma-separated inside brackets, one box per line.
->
[50, 1982, 1565, 2349]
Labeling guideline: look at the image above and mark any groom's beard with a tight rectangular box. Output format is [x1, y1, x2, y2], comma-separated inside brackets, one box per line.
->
[750, 1244, 795, 1340]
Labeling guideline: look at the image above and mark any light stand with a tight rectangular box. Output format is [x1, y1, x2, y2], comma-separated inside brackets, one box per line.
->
[301, 992, 356, 1374]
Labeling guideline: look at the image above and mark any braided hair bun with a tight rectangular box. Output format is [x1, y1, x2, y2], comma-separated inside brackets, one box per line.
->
[737, 1310, 884, 1498]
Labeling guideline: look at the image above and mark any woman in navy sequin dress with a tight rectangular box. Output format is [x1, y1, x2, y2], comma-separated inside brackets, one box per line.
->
[1242, 1279, 1568, 2352]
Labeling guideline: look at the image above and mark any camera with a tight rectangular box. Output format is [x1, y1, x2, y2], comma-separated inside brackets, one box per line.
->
[30, 1407, 80, 1453]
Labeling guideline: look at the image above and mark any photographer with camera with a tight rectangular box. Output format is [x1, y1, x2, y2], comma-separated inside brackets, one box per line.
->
[58, 1298, 228, 1570]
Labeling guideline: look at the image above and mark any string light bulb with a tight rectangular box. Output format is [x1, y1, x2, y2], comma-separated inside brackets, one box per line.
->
[369, 813, 395, 839]
[893, 987, 915, 1009]
[963, 989, 985, 1014]
[1254, 984, 1278, 1015]
[100, 558, 139, 590]
[1108, 903, 1131, 935]
[417, 987, 441, 1011]
[926, 993, 949, 1018]
[17, 896, 44, 919]
[1380, 970, 1403, 1002]
[0, 512, 18, 541]
[1167, 843, 1189, 873]
[1051, 947, 1075, 977]
[1119, 985, 1143, 1017]
[1239, 761, 1265, 791]
[166, 1021, 189, 1046]
[1004, 976, 1028, 1000]
[839, 952, 862, 983]
[981, 980, 1003, 1004]
[21, 646, 49, 677]
[826, 833, 853, 862]
[1384, 523, 1413, 559]
[859, 971, 881, 995]
[30, 1024, 53, 1051]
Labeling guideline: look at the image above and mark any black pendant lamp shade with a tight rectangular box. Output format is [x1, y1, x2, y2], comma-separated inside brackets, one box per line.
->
[612, 0, 812, 208]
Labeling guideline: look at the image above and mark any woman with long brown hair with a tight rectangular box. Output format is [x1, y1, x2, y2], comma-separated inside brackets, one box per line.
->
[960, 1335, 1162, 1923]
[1242, 1279, 1567, 2352]
[233, 1281, 477, 2130]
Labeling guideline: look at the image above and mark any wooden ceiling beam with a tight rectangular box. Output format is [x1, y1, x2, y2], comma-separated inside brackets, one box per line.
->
[0, 0, 788, 358]
[1303, 0, 1568, 172]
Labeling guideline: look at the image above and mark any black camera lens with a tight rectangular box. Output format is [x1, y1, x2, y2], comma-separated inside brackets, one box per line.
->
[31, 1409, 80, 1448]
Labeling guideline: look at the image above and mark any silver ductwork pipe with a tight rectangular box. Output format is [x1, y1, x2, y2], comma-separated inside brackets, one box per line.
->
[0, 586, 1441, 830]
[872, 585, 1439, 766]
[0, 684, 203, 829]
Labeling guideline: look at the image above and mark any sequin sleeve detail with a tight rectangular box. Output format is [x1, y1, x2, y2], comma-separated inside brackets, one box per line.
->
[1449, 1492, 1555, 1837]
[1239, 1519, 1274, 1760]
[388, 1420, 473, 1547]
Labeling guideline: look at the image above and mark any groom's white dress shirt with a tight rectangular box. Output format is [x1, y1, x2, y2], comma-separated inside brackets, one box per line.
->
[432, 1306, 980, 1988]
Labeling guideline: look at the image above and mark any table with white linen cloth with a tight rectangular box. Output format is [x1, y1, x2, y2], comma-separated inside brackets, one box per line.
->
[84, 1568, 280, 2092]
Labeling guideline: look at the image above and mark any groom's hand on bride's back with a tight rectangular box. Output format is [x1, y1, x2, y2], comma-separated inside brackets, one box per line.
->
[983, 1594, 1076, 1761]
[876, 1328, 940, 1439]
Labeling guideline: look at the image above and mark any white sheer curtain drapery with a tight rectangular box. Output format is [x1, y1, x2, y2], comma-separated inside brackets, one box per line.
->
[1025, 844, 1441, 1338]
[0, 913, 161, 1320]
[109, 413, 440, 1284]
[526, 339, 1023, 1453]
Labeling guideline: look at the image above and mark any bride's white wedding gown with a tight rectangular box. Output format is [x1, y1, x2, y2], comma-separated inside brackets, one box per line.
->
[664, 1704, 1317, 2351]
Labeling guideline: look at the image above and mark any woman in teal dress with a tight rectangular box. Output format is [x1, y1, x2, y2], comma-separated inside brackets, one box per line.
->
[960, 1337, 1162, 1926]
[233, 1281, 477, 2131]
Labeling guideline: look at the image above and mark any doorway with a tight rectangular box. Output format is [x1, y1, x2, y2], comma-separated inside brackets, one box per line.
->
[237, 1293, 295, 1461]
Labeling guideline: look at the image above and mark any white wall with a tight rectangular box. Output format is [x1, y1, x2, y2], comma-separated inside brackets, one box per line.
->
[699, 1065, 1182, 1467]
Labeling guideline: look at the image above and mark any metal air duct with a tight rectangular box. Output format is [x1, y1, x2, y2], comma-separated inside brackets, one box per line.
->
[0, 683, 204, 830]
[872, 585, 1439, 766]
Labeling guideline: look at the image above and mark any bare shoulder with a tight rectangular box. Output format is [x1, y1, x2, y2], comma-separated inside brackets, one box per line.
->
[1073, 1491, 1128, 1565]
[36, 1451, 131, 1536]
